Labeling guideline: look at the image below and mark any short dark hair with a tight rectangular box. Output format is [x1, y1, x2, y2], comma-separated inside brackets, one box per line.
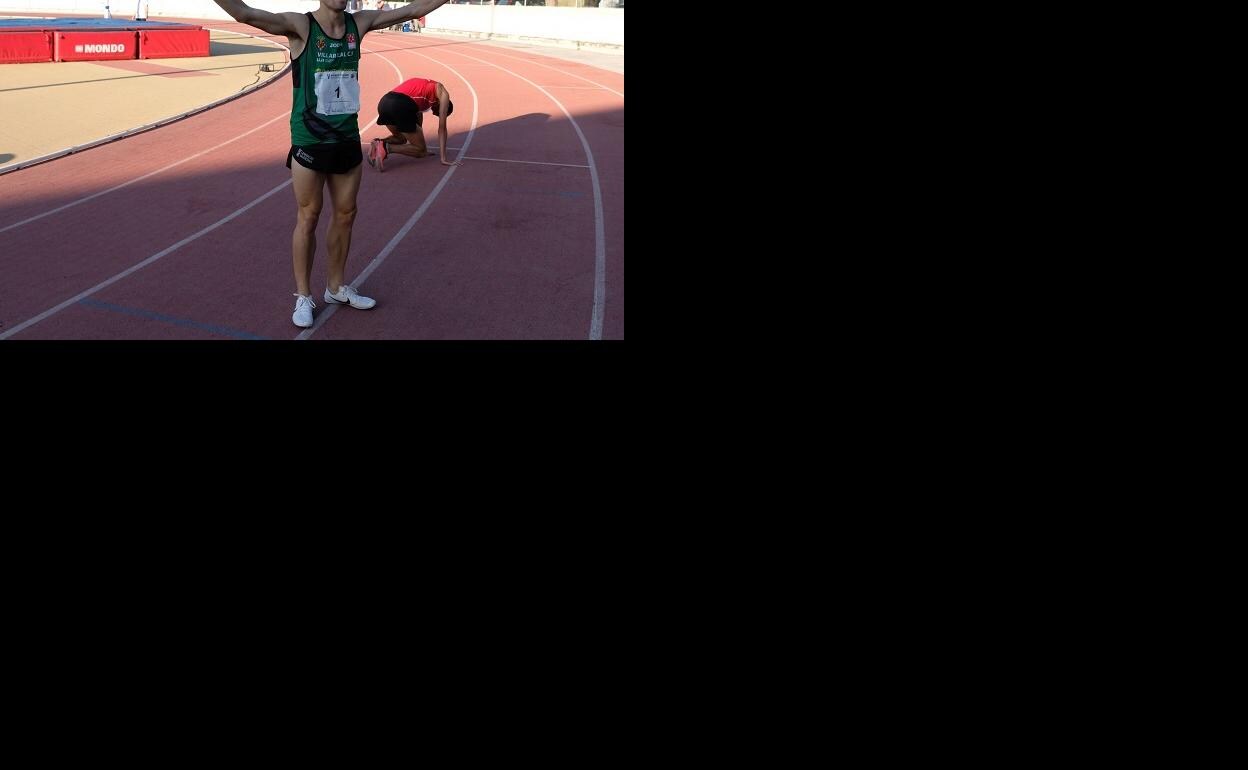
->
[432, 99, 454, 118]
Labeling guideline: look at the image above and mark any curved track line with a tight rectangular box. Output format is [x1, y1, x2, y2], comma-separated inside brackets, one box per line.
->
[0, 109, 289, 235]
[0, 41, 406, 340]
[0, 26, 290, 178]
[297, 40, 480, 339]
[3, 33, 621, 341]
[458, 41, 624, 99]
[434, 46, 609, 341]
[0, 180, 292, 340]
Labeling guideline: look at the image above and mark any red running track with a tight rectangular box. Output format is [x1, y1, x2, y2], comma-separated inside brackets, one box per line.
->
[0, 22, 624, 340]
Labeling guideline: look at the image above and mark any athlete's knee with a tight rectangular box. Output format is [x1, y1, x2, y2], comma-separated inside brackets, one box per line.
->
[296, 204, 322, 230]
[333, 205, 357, 226]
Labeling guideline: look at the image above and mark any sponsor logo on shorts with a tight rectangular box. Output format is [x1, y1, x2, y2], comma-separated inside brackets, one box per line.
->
[296, 149, 315, 163]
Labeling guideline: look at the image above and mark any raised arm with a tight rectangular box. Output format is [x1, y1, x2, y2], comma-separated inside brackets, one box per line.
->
[355, 0, 451, 36]
[212, 0, 305, 40]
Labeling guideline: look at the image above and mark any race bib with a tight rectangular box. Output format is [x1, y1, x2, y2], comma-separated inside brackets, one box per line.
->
[314, 71, 360, 116]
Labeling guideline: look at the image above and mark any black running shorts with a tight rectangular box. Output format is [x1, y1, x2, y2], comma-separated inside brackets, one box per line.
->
[377, 92, 423, 133]
[286, 142, 363, 174]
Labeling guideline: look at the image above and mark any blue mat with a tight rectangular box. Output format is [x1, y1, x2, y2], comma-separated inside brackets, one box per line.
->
[0, 18, 197, 30]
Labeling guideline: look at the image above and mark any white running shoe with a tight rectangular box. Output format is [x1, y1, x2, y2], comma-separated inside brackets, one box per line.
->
[324, 284, 376, 310]
[292, 294, 316, 327]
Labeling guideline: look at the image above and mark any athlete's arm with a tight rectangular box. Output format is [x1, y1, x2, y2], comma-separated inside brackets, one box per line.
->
[435, 83, 459, 166]
[212, 0, 305, 41]
[355, 0, 450, 36]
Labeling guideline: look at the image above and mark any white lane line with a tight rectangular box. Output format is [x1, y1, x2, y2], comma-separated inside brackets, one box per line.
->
[423, 145, 587, 168]
[0, 110, 289, 235]
[0, 180, 292, 340]
[462, 155, 588, 168]
[463, 42, 624, 100]
[441, 47, 610, 340]
[0, 27, 291, 178]
[296, 41, 480, 339]
[1, 43, 405, 340]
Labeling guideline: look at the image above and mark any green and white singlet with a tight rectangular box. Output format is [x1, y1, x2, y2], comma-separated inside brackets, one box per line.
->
[290, 12, 364, 146]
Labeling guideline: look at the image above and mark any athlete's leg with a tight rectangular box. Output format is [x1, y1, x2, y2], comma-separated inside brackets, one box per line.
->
[324, 163, 363, 293]
[291, 161, 325, 296]
[382, 123, 406, 143]
[386, 128, 431, 158]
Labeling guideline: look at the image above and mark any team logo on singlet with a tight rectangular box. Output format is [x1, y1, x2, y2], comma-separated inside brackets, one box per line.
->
[316, 36, 326, 50]
[347, 32, 356, 49]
